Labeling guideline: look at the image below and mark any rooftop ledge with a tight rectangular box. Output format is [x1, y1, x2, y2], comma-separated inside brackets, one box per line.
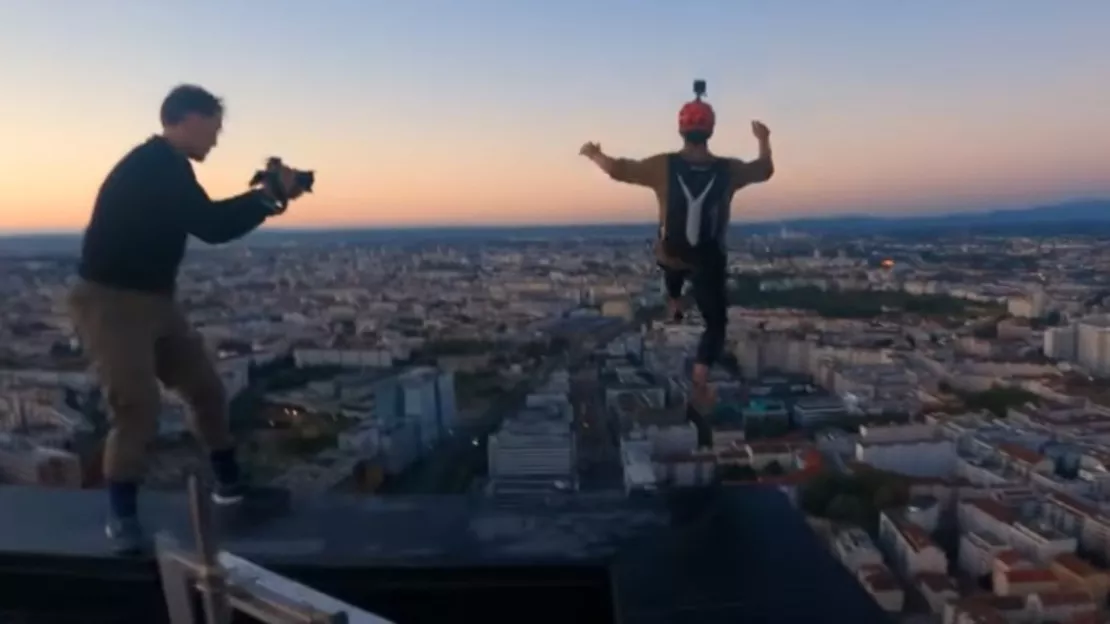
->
[0, 485, 887, 623]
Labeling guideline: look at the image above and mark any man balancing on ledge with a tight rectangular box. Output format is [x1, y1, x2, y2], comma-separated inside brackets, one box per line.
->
[68, 84, 306, 554]
[579, 80, 774, 431]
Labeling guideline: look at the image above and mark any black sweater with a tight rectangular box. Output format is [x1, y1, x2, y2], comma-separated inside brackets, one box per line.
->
[78, 136, 274, 294]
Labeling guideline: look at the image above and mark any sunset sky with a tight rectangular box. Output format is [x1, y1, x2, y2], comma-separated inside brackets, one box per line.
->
[1, 0, 1108, 233]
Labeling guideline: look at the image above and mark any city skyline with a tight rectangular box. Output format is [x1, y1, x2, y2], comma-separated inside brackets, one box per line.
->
[2, 0, 1109, 233]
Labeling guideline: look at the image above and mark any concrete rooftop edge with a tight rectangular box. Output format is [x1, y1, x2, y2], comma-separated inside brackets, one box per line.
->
[0, 485, 888, 623]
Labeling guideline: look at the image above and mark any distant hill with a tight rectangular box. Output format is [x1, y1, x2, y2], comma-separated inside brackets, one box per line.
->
[3, 198, 1108, 254]
[742, 199, 1110, 236]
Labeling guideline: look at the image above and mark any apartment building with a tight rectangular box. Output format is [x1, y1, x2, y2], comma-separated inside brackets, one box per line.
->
[792, 395, 848, 427]
[991, 567, 1060, 597]
[1042, 491, 1110, 562]
[1006, 519, 1078, 566]
[832, 527, 884, 572]
[855, 563, 903, 612]
[488, 405, 577, 494]
[958, 530, 1010, 578]
[914, 572, 959, 615]
[1050, 552, 1110, 604]
[878, 511, 948, 577]
[855, 436, 956, 478]
[0, 434, 81, 487]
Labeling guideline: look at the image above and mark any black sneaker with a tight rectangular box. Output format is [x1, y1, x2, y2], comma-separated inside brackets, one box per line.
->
[211, 482, 291, 522]
[211, 481, 246, 506]
[105, 516, 146, 555]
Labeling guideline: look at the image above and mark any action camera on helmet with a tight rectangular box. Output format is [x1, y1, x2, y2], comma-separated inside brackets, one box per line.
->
[249, 157, 315, 208]
[678, 79, 716, 141]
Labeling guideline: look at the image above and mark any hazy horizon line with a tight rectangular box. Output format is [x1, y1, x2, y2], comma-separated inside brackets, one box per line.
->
[3, 196, 1106, 238]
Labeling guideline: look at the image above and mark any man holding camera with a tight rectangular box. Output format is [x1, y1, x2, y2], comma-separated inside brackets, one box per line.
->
[68, 84, 306, 554]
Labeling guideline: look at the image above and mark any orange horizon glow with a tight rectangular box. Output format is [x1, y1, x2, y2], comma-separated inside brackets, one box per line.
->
[5, 107, 1106, 234]
[2, 1, 1108, 234]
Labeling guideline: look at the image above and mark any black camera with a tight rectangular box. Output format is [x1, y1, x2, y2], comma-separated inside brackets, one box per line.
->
[249, 157, 315, 207]
[693, 79, 707, 99]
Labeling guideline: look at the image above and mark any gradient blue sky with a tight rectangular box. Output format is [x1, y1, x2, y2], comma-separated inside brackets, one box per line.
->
[1, 0, 1108, 232]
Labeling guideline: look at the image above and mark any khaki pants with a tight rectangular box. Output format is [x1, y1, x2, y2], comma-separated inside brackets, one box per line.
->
[67, 280, 233, 482]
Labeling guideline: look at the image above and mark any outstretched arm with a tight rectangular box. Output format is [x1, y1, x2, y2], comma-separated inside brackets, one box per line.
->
[180, 187, 278, 245]
[580, 142, 664, 188]
[748, 122, 774, 182]
[730, 121, 775, 189]
[153, 159, 278, 245]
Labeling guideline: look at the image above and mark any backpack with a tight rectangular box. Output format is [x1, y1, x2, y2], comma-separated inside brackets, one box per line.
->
[658, 154, 732, 266]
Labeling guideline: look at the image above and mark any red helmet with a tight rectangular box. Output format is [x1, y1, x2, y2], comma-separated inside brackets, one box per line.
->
[679, 99, 715, 134]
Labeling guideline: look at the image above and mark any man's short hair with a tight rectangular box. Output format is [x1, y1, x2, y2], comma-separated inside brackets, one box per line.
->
[159, 84, 223, 126]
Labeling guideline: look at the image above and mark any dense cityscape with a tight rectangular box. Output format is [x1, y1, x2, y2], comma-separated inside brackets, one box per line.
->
[6, 223, 1110, 622]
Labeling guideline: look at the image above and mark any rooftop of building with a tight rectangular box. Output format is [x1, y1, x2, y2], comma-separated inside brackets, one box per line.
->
[0, 485, 886, 623]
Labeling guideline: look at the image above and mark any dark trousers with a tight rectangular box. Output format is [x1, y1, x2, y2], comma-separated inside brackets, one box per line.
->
[659, 253, 728, 367]
[662, 265, 689, 300]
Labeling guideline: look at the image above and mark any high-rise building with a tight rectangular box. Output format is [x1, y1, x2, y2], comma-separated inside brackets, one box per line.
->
[1043, 325, 1078, 362]
[1052, 316, 1110, 377]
